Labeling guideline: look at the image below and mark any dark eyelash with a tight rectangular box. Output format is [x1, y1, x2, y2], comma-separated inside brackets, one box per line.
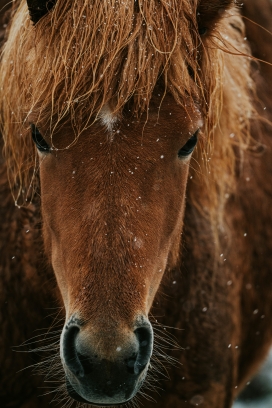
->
[31, 124, 51, 152]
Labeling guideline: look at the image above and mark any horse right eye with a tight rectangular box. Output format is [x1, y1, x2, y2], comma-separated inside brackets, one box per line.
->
[31, 124, 51, 153]
[178, 130, 199, 158]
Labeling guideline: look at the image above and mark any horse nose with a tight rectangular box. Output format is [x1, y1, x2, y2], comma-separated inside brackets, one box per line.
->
[61, 317, 153, 404]
[62, 324, 152, 376]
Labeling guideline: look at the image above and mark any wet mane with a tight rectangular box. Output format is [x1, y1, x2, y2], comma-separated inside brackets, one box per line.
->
[0, 0, 254, 240]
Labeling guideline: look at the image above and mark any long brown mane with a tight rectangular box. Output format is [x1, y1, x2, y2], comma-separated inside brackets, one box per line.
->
[0, 0, 254, 237]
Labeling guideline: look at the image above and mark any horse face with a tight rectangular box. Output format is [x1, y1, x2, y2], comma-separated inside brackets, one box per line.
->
[36, 94, 202, 404]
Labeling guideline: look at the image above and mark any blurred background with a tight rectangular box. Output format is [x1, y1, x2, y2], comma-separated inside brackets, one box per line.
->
[234, 351, 272, 408]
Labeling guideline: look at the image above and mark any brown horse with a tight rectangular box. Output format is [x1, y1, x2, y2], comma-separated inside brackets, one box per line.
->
[1, 0, 272, 407]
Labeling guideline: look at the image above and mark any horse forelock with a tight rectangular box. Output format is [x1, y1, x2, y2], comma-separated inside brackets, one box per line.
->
[0, 0, 255, 248]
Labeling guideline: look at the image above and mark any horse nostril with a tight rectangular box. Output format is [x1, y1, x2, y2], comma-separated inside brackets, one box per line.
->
[62, 325, 85, 378]
[127, 325, 153, 375]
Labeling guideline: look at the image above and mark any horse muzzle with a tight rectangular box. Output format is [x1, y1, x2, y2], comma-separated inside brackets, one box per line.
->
[60, 315, 153, 405]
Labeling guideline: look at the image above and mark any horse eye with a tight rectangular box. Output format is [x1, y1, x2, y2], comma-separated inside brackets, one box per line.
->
[31, 124, 50, 152]
[178, 130, 199, 158]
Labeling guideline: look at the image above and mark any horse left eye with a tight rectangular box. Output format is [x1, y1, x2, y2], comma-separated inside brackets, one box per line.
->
[178, 130, 199, 158]
[31, 124, 50, 152]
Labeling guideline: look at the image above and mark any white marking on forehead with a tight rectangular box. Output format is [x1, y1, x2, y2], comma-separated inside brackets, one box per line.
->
[99, 103, 119, 133]
[196, 118, 204, 129]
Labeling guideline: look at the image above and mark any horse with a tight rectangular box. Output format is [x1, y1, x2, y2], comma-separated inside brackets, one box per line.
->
[1, 0, 272, 407]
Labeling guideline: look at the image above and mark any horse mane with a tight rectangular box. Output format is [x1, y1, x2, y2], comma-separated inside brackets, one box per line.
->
[0, 1, 254, 244]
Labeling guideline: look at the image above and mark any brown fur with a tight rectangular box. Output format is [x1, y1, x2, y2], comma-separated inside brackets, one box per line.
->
[1, 0, 272, 407]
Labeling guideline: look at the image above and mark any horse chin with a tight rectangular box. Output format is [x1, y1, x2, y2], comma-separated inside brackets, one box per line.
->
[65, 375, 144, 406]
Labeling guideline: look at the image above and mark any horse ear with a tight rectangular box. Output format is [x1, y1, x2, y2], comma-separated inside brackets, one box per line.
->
[26, 0, 56, 24]
[197, 0, 234, 33]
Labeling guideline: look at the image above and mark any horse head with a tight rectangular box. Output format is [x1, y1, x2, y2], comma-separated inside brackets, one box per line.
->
[35, 94, 202, 404]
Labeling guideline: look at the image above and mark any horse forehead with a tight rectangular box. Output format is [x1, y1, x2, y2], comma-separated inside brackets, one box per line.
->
[48, 98, 201, 153]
